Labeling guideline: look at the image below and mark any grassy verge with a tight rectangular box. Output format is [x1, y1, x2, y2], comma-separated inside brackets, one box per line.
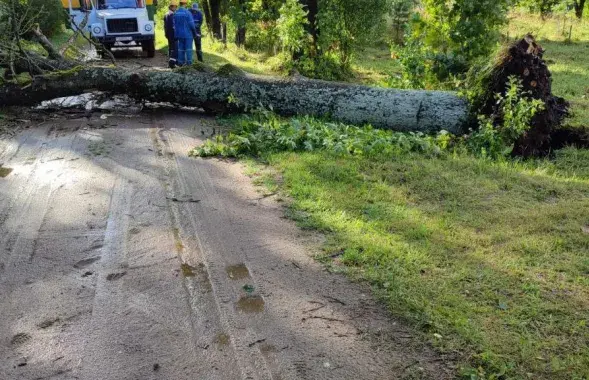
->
[155, 28, 277, 74]
[268, 150, 588, 379]
[194, 115, 589, 379]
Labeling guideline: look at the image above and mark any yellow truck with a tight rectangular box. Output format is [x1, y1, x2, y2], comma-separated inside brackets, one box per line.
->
[62, 0, 157, 57]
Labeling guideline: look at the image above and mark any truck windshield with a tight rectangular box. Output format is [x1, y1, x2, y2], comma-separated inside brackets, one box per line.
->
[97, 0, 144, 9]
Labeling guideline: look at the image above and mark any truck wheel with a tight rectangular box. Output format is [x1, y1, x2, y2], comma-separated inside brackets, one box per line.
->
[146, 40, 156, 58]
[96, 44, 111, 59]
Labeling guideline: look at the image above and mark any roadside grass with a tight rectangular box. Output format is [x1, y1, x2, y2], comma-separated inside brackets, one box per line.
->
[250, 147, 589, 379]
[351, 44, 403, 87]
[155, 28, 277, 74]
[193, 113, 589, 379]
[507, 12, 589, 127]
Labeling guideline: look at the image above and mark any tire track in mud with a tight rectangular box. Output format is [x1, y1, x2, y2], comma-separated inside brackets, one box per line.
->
[0, 129, 81, 283]
[147, 114, 455, 380]
[149, 123, 275, 380]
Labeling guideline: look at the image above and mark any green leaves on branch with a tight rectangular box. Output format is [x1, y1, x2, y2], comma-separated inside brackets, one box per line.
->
[468, 76, 545, 158]
[190, 112, 453, 159]
[276, 0, 308, 54]
[192, 78, 544, 162]
[396, 0, 511, 88]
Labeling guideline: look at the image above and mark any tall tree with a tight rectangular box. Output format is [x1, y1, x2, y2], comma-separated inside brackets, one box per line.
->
[233, 0, 248, 46]
[204, 0, 223, 39]
[573, 0, 586, 18]
[298, 0, 318, 47]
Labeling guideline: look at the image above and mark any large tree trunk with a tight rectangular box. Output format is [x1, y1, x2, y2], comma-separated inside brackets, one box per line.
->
[234, 0, 247, 47]
[200, 0, 214, 36]
[0, 66, 468, 134]
[299, 0, 319, 49]
[235, 26, 246, 47]
[207, 0, 223, 39]
[574, 0, 585, 18]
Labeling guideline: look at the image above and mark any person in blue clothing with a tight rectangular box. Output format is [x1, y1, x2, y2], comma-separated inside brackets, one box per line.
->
[190, 3, 204, 62]
[163, 1, 178, 68]
[173, 0, 196, 66]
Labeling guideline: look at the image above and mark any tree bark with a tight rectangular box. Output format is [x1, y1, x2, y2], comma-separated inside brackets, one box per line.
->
[31, 25, 62, 60]
[235, 26, 246, 47]
[200, 0, 214, 36]
[574, 0, 585, 18]
[299, 0, 319, 47]
[234, 0, 247, 47]
[0, 66, 468, 134]
[207, 0, 223, 39]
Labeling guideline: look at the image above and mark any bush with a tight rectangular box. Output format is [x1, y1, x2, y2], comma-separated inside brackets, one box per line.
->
[276, 0, 308, 54]
[190, 111, 453, 159]
[398, 0, 511, 88]
[467, 76, 545, 158]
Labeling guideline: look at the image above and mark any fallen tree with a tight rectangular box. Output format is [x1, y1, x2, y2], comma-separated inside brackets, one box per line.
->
[0, 65, 469, 134]
[1, 30, 587, 154]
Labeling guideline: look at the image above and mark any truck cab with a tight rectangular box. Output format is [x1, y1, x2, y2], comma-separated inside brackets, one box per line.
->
[63, 0, 157, 58]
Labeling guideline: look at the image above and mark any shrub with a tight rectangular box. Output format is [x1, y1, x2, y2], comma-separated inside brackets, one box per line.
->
[467, 76, 545, 158]
[190, 111, 453, 159]
[276, 0, 309, 54]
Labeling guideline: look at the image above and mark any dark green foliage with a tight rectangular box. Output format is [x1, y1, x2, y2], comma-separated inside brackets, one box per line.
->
[397, 0, 511, 88]
[388, 0, 416, 45]
[519, 0, 563, 16]
[190, 112, 453, 159]
[28, 0, 65, 36]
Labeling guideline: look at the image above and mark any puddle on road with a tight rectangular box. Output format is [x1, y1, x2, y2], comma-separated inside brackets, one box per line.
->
[0, 167, 13, 178]
[214, 333, 230, 346]
[226, 264, 250, 280]
[181, 263, 196, 277]
[236, 295, 265, 313]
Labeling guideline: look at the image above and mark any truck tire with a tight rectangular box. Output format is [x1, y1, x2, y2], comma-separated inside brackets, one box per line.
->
[95, 43, 111, 59]
[146, 40, 155, 58]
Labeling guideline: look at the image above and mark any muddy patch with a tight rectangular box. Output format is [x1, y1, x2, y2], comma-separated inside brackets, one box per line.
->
[236, 295, 265, 313]
[0, 166, 13, 178]
[226, 264, 250, 280]
[181, 263, 196, 277]
[172, 228, 184, 252]
[214, 333, 230, 346]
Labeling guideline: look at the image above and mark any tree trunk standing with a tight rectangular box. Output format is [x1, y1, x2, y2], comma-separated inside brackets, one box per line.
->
[200, 0, 214, 36]
[221, 23, 228, 44]
[234, 0, 247, 47]
[299, 0, 319, 48]
[206, 0, 223, 39]
[235, 27, 246, 47]
[574, 0, 585, 18]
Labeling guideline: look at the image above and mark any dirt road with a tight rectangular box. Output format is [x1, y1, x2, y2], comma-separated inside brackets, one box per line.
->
[0, 111, 450, 379]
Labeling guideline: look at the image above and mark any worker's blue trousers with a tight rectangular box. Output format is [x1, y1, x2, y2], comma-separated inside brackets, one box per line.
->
[177, 38, 194, 66]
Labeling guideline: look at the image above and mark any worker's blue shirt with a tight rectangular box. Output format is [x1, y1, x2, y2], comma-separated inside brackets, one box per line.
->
[190, 10, 203, 35]
[173, 7, 196, 39]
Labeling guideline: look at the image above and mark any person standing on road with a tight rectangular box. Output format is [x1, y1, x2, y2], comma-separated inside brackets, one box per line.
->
[163, 1, 178, 68]
[190, 3, 204, 62]
[173, 0, 197, 66]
